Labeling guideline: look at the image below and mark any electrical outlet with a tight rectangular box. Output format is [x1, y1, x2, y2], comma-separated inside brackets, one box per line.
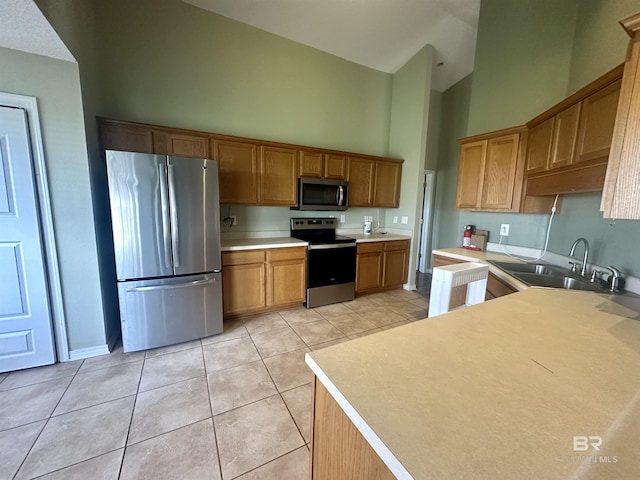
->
[401, 216, 409, 225]
[230, 216, 237, 226]
[500, 223, 510, 236]
[393, 216, 398, 224]
[340, 214, 346, 223]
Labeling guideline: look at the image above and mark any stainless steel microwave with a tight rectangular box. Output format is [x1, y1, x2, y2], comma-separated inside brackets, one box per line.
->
[291, 177, 349, 211]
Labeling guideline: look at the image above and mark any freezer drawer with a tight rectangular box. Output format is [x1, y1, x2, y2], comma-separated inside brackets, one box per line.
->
[118, 273, 223, 352]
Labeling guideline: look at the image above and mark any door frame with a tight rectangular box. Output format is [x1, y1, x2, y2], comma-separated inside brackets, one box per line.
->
[418, 170, 436, 273]
[0, 92, 69, 362]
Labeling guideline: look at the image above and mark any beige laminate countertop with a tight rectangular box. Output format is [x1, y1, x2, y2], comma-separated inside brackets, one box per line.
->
[350, 233, 412, 243]
[433, 247, 530, 291]
[220, 237, 307, 251]
[306, 288, 640, 479]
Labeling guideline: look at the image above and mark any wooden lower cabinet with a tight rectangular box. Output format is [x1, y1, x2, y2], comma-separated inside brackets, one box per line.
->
[356, 240, 409, 295]
[222, 247, 306, 317]
[310, 378, 395, 480]
[267, 247, 306, 307]
[432, 254, 518, 301]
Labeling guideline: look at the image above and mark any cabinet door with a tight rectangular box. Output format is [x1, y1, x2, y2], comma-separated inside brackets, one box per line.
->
[355, 252, 383, 293]
[324, 154, 347, 180]
[268, 259, 305, 306]
[574, 80, 621, 165]
[373, 160, 402, 207]
[526, 118, 554, 174]
[480, 134, 519, 210]
[382, 243, 408, 288]
[299, 150, 323, 178]
[456, 141, 486, 209]
[549, 103, 581, 169]
[222, 263, 266, 315]
[100, 122, 154, 153]
[259, 146, 298, 205]
[213, 139, 258, 205]
[347, 156, 375, 207]
[165, 133, 209, 158]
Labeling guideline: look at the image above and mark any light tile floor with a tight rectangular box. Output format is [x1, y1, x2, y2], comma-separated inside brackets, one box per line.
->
[0, 289, 428, 480]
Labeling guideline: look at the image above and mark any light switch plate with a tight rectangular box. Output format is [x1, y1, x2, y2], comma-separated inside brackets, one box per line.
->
[401, 216, 409, 224]
[393, 216, 398, 224]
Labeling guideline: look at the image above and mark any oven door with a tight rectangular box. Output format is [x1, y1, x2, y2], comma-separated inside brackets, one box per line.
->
[307, 244, 356, 288]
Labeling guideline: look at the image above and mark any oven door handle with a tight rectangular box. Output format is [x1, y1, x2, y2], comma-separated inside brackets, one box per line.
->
[308, 243, 356, 250]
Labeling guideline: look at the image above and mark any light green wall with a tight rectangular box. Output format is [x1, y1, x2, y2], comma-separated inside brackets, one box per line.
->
[568, 0, 637, 92]
[37, 0, 121, 349]
[436, 0, 640, 278]
[387, 45, 434, 285]
[0, 47, 105, 350]
[467, 0, 578, 134]
[432, 74, 472, 251]
[92, 0, 392, 156]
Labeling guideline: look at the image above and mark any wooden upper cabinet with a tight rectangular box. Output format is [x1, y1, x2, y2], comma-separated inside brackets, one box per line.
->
[549, 102, 581, 169]
[100, 123, 154, 153]
[526, 117, 554, 174]
[481, 134, 520, 210]
[324, 154, 347, 180]
[299, 150, 324, 178]
[456, 140, 486, 209]
[259, 146, 298, 205]
[165, 133, 208, 158]
[602, 12, 640, 219]
[212, 139, 259, 205]
[373, 160, 402, 208]
[347, 156, 375, 207]
[574, 79, 621, 165]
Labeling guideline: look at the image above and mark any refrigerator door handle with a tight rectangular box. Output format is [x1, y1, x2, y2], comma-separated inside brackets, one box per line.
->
[125, 277, 217, 292]
[158, 163, 173, 269]
[167, 162, 180, 268]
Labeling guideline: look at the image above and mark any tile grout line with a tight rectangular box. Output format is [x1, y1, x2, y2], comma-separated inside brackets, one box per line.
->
[116, 350, 148, 480]
[27, 448, 124, 480]
[200, 342, 224, 480]
[10, 359, 85, 480]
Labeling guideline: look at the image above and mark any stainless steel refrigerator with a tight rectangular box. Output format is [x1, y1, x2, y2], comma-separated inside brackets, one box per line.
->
[105, 150, 223, 352]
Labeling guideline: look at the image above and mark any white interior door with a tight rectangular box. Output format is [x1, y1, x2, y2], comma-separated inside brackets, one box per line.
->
[0, 106, 55, 372]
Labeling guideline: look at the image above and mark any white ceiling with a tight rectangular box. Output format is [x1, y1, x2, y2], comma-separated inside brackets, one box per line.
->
[183, 0, 480, 91]
[0, 0, 74, 62]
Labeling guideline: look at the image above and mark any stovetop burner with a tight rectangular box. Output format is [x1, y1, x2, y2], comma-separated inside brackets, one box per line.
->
[290, 218, 356, 245]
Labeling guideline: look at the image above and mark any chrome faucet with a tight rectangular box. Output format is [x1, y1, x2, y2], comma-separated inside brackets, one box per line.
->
[569, 238, 589, 277]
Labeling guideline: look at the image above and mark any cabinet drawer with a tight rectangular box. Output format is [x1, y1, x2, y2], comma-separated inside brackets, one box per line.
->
[267, 247, 307, 262]
[383, 240, 409, 252]
[222, 250, 266, 266]
[357, 242, 383, 254]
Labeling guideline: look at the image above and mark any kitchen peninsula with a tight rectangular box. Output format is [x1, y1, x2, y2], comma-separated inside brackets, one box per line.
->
[306, 287, 640, 479]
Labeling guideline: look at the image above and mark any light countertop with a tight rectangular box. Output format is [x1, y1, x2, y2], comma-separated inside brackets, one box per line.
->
[432, 247, 530, 291]
[306, 288, 640, 479]
[350, 233, 411, 243]
[221, 237, 307, 251]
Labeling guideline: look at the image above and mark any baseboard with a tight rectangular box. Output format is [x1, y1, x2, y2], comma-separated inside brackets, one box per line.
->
[68, 344, 110, 361]
[403, 283, 417, 291]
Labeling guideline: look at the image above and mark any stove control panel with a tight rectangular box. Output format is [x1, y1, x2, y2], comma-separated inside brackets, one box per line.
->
[290, 218, 336, 230]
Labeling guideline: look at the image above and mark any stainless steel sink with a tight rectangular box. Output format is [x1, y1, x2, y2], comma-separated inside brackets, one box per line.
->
[511, 272, 602, 292]
[488, 260, 605, 292]
[490, 261, 566, 276]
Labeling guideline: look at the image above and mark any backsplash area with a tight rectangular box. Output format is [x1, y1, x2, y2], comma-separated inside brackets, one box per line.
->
[458, 192, 640, 278]
[220, 205, 389, 238]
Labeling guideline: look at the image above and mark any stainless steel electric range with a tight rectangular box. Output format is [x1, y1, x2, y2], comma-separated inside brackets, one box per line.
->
[290, 218, 356, 308]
